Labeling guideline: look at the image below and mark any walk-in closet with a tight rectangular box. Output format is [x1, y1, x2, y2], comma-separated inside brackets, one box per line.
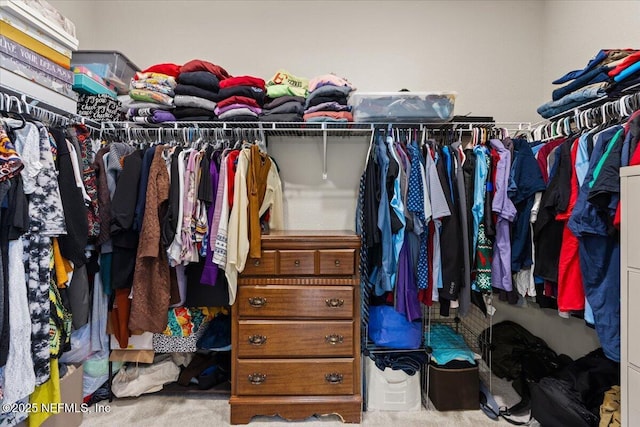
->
[0, 1, 639, 426]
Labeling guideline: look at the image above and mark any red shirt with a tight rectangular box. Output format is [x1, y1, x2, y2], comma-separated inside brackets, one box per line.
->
[219, 75, 266, 90]
[556, 139, 585, 311]
[608, 51, 640, 77]
[216, 96, 260, 109]
[180, 59, 231, 81]
[536, 138, 566, 184]
[137, 63, 181, 78]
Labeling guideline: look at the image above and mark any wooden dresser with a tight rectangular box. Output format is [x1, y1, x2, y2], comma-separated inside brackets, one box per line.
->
[230, 230, 361, 424]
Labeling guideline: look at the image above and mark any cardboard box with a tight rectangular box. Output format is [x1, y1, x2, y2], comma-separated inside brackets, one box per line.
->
[41, 364, 84, 427]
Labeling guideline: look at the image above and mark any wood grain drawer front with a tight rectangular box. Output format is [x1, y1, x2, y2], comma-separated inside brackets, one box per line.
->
[237, 321, 354, 358]
[237, 286, 354, 319]
[237, 359, 355, 396]
[279, 250, 315, 275]
[241, 250, 277, 276]
[319, 249, 355, 275]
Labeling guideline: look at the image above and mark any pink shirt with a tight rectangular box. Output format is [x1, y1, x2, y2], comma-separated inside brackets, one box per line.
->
[308, 74, 355, 92]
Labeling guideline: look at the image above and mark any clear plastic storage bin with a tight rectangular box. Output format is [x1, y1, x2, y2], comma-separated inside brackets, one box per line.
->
[71, 50, 139, 95]
[349, 91, 456, 123]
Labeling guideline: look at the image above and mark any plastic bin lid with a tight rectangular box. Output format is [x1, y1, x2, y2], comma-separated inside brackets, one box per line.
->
[72, 50, 140, 72]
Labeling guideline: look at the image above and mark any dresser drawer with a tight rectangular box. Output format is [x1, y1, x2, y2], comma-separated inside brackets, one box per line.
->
[242, 250, 277, 276]
[237, 285, 354, 319]
[236, 359, 355, 396]
[237, 320, 354, 358]
[319, 249, 355, 275]
[279, 250, 315, 275]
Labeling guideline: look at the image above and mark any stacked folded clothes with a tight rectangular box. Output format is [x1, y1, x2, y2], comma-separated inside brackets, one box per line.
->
[607, 51, 640, 96]
[304, 74, 355, 122]
[262, 70, 309, 121]
[538, 49, 639, 119]
[124, 63, 180, 123]
[174, 59, 230, 121]
[260, 96, 306, 122]
[214, 75, 266, 121]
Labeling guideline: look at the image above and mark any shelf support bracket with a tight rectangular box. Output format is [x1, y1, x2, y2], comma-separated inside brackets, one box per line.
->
[322, 123, 328, 180]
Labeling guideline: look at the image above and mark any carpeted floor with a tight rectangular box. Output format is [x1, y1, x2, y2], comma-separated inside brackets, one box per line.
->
[79, 374, 536, 426]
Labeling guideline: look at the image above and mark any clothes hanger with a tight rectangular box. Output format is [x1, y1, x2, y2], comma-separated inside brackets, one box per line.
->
[0, 95, 27, 130]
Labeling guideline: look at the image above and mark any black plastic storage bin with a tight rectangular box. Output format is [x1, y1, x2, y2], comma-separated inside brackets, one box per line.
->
[71, 50, 139, 95]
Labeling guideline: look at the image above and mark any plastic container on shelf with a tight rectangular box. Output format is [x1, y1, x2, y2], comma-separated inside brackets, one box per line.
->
[73, 73, 117, 98]
[365, 357, 422, 411]
[71, 50, 139, 95]
[349, 91, 457, 123]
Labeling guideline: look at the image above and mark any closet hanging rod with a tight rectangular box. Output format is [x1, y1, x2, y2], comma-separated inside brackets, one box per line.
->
[0, 88, 101, 131]
[99, 121, 532, 134]
[529, 87, 640, 141]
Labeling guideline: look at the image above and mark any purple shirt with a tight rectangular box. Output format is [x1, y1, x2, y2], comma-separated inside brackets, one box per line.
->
[395, 234, 421, 322]
[201, 158, 220, 286]
[304, 101, 352, 115]
[490, 139, 516, 291]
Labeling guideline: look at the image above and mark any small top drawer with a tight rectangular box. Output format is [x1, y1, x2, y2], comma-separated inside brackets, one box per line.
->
[242, 250, 277, 276]
[319, 250, 355, 275]
[279, 250, 315, 275]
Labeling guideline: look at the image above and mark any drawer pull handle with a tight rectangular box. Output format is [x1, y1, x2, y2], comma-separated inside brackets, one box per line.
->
[325, 334, 344, 345]
[325, 373, 343, 384]
[294, 259, 300, 266]
[248, 335, 267, 346]
[248, 373, 266, 385]
[248, 297, 267, 308]
[325, 298, 344, 308]
[254, 259, 260, 267]
[335, 259, 341, 266]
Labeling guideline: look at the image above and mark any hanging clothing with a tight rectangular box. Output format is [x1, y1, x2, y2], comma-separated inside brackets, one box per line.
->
[569, 126, 624, 362]
[3, 237, 36, 405]
[129, 146, 172, 333]
[406, 141, 428, 290]
[201, 158, 220, 286]
[508, 138, 546, 273]
[451, 141, 471, 316]
[374, 135, 393, 296]
[111, 149, 144, 291]
[167, 148, 189, 265]
[556, 138, 585, 312]
[436, 145, 463, 302]
[247, 144, 272, 258]
[225, 147, 283, 305]
[51, 128, 88, 266]
[490, 139, 517, 292]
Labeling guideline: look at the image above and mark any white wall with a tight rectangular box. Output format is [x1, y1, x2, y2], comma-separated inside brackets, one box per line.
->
[542, 0, 640, 101]
[51, 0, 545, 123]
